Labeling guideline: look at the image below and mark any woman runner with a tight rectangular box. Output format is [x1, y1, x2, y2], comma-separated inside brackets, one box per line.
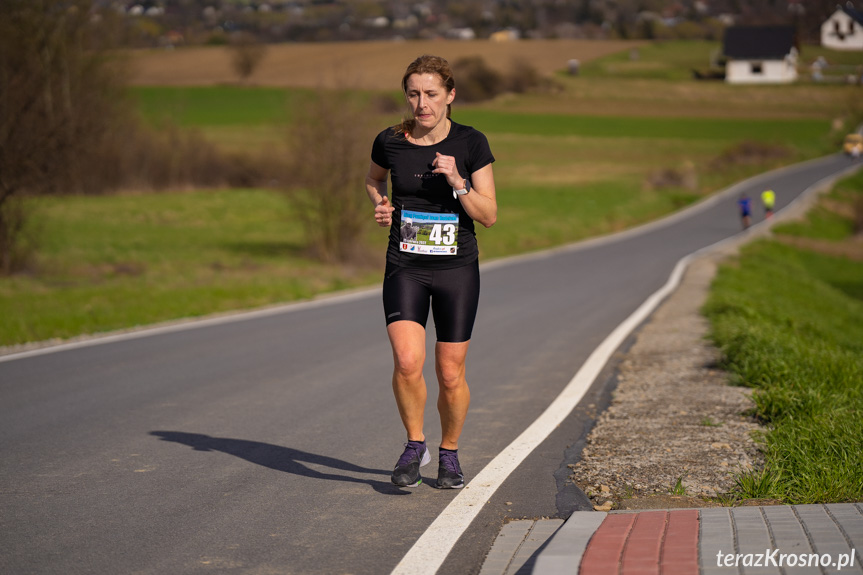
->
[365, 55, 497, 489]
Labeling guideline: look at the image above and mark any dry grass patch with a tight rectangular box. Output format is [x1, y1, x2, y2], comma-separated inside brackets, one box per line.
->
[128, 39, 642, 89]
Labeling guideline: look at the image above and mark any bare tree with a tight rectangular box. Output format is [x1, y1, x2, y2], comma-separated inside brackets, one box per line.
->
[229, 32, 267, 83]
[283, 91, 377, 264]
[0, 0, 128, 273]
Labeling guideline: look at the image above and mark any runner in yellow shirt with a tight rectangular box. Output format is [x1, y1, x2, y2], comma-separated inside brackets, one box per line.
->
[761, 189, 775, 220]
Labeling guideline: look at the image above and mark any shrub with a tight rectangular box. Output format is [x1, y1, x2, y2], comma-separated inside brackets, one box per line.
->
[452, 56, 505, 103]
[0, 197, 38, 275]
[282, 91, 378, 264]
[505, 58, 543, 93]
[229, 32, 267, 82]
[453, 56, 556, 103]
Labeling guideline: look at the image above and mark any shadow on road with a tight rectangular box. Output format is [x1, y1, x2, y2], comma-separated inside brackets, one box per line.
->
[151, 431, 410, 495]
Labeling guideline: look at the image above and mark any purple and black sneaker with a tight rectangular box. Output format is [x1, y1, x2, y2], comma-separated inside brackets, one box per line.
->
[391, 440, 431, 487]
[436, 449, 464, 489]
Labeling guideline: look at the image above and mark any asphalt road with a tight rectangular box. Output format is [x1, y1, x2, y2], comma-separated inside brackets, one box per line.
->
[1, 154, 858, 575]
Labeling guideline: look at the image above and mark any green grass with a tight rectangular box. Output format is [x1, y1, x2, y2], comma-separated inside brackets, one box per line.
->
[130, 85, 835, 149]
[704, 172, 863, 503]
[773, 171, 863, 241]
[798, 46, 863, 67]
[0, 190, 383, 345]
[670, 476, 688, 496]
[579, 40, 721, 81]
[480, 180, 691, 258]
[773, 206, 856, 241]
[131, 86, 304, 127]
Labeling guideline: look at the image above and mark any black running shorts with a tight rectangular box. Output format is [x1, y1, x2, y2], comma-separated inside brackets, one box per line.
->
[382, 260, 480, 343]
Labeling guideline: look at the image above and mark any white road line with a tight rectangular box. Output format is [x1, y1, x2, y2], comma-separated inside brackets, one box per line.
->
[390, 158, 863, 575]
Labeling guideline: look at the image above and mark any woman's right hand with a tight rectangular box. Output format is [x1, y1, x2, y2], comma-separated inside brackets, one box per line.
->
[375, 196, 394, 227]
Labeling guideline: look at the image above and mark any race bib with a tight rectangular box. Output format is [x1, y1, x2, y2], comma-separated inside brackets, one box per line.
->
[399, 210, 458, 255]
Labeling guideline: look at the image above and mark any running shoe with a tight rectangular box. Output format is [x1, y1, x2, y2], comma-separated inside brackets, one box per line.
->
[391, 440, 431, 487]
[436, 449, 464, 489]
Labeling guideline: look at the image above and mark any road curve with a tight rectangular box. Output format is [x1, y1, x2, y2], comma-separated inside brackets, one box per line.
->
[0, 154, 858, 575]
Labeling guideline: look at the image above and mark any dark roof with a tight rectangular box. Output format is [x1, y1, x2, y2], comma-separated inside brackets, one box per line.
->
[723, 26, 796, 59]
[840, 6, 863, 25]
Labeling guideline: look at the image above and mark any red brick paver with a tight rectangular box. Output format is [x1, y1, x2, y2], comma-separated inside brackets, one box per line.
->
[622, 511, 668, 575]
[661, 510, 699, 574]
[580, 510, 700, 575]
[580, 514, 637, 575]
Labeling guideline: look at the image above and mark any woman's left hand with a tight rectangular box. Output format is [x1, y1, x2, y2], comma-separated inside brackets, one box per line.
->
[431, 152, 465, 189]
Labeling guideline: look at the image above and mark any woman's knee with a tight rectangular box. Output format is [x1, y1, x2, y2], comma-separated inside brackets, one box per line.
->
[436, 359, 466, 390]
[393, 348, 425, 380]
[435, 342, 469, 389]
[388, 321, 427, 380]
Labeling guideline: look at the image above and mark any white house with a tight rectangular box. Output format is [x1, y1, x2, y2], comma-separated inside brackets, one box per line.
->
[723, 26, 798, 84]
[822, 6, 863, 51]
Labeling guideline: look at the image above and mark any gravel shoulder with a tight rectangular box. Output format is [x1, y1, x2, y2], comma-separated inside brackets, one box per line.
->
[569, 252, 766, 511]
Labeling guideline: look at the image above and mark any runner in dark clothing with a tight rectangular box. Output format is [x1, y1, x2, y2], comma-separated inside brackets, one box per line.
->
[738, 193, 752, 230]
[365, 55, 497, 489]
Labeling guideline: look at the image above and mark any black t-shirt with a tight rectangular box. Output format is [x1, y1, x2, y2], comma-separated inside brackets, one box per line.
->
[371, 121, 495, 270]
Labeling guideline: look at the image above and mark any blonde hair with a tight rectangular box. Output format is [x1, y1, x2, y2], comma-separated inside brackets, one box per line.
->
[394, 55, 455, 137]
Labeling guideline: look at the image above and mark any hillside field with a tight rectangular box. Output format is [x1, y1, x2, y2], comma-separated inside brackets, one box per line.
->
[2, 40, 859, 346]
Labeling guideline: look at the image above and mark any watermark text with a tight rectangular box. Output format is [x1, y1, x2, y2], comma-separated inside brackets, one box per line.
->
[716, 549, 857, 570]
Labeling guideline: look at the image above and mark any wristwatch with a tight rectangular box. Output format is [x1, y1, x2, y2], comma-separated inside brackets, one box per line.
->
[453, 179, 470, 199]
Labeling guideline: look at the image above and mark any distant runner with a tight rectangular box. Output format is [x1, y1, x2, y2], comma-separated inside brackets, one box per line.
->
[738, 193, 752, 230]
[761, 189, 775, 220]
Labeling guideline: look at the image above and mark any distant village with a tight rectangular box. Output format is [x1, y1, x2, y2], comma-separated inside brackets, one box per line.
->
[102, 0, 846, 48]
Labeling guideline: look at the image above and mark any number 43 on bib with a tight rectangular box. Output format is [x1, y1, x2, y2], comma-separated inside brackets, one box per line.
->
[400, 210, 459, 255]
[429, 223, 456, 246]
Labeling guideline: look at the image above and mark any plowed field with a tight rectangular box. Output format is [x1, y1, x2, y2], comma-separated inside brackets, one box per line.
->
[129, 39, 642, 88]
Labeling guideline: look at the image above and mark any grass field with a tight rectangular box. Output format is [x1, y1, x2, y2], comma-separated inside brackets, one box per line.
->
[2, 39, 858, 346]
[0, 190, 385, 345]
[704, 170, 863, 503]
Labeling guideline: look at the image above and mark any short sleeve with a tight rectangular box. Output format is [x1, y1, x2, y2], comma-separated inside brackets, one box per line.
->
[467, 129, 495, 175]
[371, 129, 391, 169]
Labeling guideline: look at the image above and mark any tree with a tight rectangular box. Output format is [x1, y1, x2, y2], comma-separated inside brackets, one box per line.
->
[282, 91, 378, 264]
[229, 32, 267, 83]
[0, 0, 128, 273]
